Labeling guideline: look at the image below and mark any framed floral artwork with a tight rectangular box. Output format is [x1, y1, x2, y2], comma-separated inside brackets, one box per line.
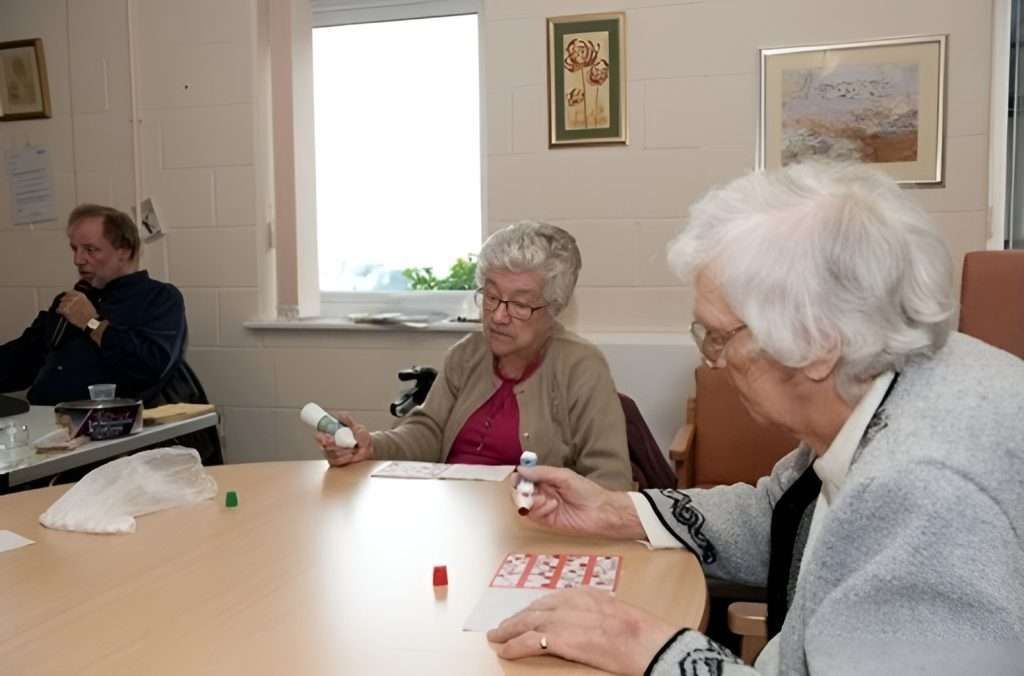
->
[759, 35, 946, 184]
[0, 39, 51, 121]
[547, 13, 626, 146]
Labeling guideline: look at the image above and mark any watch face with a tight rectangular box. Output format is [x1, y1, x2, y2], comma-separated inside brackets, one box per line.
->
[86, 318, 101, 330]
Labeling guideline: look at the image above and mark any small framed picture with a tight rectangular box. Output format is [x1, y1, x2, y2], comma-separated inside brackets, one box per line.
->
[0, 38, 51, 121]
[759, 35, 946, 184]
[547, 13, 627, 147]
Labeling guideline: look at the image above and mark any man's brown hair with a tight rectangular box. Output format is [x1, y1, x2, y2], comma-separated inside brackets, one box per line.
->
[67, 204, 141, 260]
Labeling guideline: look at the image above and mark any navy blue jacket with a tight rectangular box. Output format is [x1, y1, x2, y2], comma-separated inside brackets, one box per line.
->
[0, 271, 187, 405]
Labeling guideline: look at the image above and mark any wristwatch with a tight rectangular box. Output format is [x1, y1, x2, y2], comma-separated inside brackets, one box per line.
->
[84, 317, 102, 336]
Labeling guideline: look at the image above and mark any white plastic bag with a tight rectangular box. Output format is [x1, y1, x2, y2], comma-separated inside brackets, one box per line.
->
[39, 446, 218, 534]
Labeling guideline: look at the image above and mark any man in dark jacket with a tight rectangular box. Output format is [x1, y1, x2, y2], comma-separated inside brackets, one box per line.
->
[0, 204, 187, 406]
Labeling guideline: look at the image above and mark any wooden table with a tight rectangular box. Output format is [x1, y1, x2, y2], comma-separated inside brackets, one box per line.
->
[0, 406, 219, 492]
[0, 461, 706, 675]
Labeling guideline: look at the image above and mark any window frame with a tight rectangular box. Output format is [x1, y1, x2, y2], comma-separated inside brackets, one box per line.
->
[312, 0, 480, 27]
[311, 0, 485, 317]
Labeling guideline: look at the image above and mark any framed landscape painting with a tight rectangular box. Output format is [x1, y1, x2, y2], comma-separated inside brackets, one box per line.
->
[759, 35, 946, 184]
[547, 13, 626, 146]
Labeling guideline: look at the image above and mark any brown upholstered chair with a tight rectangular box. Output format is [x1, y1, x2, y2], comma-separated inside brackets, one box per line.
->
[709, 249, 1024, 661]
[667, 365, 798, 660]
[670, 366, 798, 489]
[958, 250, 1024, 359]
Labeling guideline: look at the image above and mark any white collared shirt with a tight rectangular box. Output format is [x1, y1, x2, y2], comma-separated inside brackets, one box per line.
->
[800, 371, 894, 561]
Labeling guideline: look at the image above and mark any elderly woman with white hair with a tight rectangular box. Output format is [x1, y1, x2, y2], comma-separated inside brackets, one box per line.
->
[316, 221, 633, 490]
[488, 163, 1024, 674]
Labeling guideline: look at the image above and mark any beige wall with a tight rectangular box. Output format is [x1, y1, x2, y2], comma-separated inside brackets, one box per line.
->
[487, 0, 993, 331]
[0, 0, 138, 341]
[0, 0, 996, 463]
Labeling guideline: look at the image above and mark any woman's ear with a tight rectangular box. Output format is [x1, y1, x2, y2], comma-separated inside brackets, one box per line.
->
[801, 340, 841, 382]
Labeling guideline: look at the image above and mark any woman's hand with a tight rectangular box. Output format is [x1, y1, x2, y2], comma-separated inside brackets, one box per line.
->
[514, 464, 645, 540]
[315, 412, 373, 467]
[487, 588, 678, 675]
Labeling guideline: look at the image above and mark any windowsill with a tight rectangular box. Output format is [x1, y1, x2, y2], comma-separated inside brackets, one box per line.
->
[242, 319, 692, 346]
[319, 289, 476, 318]
[243, 317, 482, 333]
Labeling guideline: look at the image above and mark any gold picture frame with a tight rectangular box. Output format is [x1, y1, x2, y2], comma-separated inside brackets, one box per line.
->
[547, 12, 627, 146]
[0, 38, 51, 121]
[759, 35, 946, 184]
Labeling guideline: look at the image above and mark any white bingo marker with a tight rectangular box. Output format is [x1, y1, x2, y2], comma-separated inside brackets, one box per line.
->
[300, 402, 356, 448]
[514, 450, 539, 515]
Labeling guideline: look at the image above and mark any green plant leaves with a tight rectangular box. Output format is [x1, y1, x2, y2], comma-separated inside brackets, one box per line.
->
[402, 255, 477, 290]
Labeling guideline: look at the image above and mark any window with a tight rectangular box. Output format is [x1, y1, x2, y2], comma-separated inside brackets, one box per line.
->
[312, 12, 482, 305]
[1006, 0, 1024, 248]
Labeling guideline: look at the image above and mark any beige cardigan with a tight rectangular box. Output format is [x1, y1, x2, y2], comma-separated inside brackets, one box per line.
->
[370, 325, 632, 490]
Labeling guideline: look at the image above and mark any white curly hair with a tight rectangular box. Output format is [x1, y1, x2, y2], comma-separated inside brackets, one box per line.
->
[669, 161, 956, 402]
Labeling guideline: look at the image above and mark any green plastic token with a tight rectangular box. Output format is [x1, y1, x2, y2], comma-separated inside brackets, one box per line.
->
[225, 490, 239, 508]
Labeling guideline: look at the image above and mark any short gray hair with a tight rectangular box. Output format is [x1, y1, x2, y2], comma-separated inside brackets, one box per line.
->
[669, 161, 956, 402]
[476, 221, 582, 315]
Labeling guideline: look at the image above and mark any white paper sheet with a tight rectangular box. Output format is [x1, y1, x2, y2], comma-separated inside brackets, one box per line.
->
[440, 464, 513, 481]
[370, 461, 512, 482]
[5, 145, 56, 224]
[0, 530, 35, 553]
[462, 587, 551, 632]
[371, 461, 448, 479]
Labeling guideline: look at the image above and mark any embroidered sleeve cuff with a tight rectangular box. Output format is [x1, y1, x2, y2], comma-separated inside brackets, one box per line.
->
[644, 628, 748, 676]
[639, 489, 718, 565]
[628, 492, 684, 549]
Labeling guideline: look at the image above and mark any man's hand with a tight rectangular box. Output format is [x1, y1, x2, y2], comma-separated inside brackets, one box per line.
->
[56, 290, 98, 329]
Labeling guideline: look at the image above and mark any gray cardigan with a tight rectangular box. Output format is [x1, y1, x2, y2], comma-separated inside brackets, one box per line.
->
[643, 333, 1024, 675]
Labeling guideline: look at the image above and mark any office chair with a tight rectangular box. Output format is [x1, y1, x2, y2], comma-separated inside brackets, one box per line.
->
[144, 360, 224, 466]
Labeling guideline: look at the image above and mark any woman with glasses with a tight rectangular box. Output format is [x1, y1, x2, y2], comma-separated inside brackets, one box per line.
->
[315, 221, 632, 489]
[489, 163, 1024, 675]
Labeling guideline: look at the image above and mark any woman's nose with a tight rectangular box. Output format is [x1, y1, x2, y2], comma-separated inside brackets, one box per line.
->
[491, 301, 512, 322]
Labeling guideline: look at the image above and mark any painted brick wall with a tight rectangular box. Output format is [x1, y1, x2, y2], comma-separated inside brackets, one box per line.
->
[0, 0, 996, 462]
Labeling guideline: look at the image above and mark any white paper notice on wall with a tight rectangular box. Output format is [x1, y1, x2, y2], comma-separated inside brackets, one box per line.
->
[5, 144, 56, 225]
[139, 197, 163, 241]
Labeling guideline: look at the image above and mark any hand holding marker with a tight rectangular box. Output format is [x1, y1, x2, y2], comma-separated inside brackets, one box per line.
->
[514, 450, 538, 515]
[300, 403, 357, 448]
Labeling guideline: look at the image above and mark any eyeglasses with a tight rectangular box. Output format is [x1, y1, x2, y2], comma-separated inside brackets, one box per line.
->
[475, 289, 548, 321]
[690, 321, 747, 367]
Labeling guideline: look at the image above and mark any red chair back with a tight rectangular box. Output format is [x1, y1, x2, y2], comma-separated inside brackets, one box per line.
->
[959, 250, 1024, 359]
